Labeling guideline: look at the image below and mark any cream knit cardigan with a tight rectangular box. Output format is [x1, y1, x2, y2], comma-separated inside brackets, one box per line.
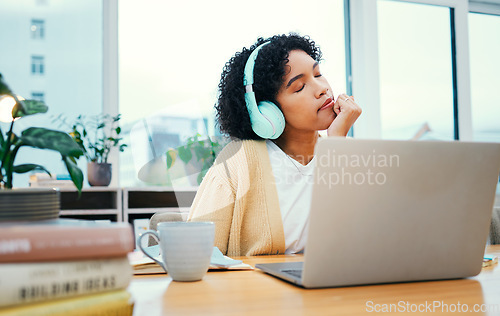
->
[187, 140, 286, 256]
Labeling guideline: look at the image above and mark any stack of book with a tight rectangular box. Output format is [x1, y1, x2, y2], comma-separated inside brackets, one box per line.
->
[0, 219, 135, 315]
[29, 173, 76, 189]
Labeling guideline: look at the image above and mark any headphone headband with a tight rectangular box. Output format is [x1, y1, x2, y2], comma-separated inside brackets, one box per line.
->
[243, 42, 270, 88]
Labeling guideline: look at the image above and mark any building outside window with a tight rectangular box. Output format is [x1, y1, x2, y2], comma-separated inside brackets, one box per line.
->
[31, 19, 45, 39]
[1, 0, 102, 188]
[31, 92, 45, 102]
[31, 55, 44, 74]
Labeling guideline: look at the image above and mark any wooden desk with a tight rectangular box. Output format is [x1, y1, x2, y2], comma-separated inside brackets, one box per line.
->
[129, 245, 500, 315]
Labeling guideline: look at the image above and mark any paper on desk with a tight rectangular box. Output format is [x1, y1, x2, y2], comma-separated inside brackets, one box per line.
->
[129, 246, 253, 275]
[483, 254, 498, 268]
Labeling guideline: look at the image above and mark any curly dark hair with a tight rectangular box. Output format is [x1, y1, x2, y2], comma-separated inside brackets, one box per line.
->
[215, 33, 323, 140]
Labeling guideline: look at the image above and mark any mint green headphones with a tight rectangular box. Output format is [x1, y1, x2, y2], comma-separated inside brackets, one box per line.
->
[243, 42, 285, 139]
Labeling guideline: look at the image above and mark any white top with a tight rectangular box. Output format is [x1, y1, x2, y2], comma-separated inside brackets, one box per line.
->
[266, 140, 315, 254]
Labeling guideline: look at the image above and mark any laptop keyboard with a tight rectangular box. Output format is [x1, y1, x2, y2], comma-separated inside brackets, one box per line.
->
[282, 269, 303, 279]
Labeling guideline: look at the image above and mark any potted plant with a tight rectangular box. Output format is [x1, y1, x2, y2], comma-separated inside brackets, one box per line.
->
[55, 114, 127, 186]
[165, 134, 227, 185]
[0, 73, 83, 190]
[0, 73, 84, 220]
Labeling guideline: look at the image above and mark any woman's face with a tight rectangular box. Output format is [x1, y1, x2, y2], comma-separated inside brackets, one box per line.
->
[275, 50, 335, 133]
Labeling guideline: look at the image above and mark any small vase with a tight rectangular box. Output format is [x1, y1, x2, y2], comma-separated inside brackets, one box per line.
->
[87, 162, 112, 187]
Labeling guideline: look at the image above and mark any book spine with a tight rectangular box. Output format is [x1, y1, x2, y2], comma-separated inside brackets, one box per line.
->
[0, 257, 132, 308]
[29, 182, 76, 188]
[0, 225, 134, 262]
[0, 289, 133, 316]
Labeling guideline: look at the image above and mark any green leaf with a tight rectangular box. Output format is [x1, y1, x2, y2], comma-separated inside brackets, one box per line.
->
[0, 73, 13, 95]
[50, 112, 126, 165]
[201, 158, 214, 172]
[70, 129, 81, 138]
[178, 145, 192, 164]
[13, 99, 48, 118]
[63, 155, 83, 192]
[20, 127, 84, 158]
[197, 171, 205, 185]
[13, 164, 51, 175]
[197, 159, 214, 185]
[193, 145, 209, 161]
[166, 149, 177, 169]
[0, 126, 5, 148]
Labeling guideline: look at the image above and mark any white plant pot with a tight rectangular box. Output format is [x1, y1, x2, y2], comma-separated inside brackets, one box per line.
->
[87, 162, 112, 187]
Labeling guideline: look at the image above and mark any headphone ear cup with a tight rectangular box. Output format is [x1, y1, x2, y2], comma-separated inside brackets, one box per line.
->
[242, 42, 285, 139]
[257, 101, 285, 139]
[245, 92, 274, 139]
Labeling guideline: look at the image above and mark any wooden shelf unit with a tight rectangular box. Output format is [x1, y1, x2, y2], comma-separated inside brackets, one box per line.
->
[122, 186, 198, 225]
[59, 187, 122, 222]
[57, 187, 198, 224]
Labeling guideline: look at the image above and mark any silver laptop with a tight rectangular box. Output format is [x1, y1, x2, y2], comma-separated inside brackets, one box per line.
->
[256, 138, 500, 288]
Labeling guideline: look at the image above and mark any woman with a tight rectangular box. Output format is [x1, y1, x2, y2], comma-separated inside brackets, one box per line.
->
[188, 34, 361, 256]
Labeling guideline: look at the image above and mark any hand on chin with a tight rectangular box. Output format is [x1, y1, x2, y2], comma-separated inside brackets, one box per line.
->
[326, 94, 362, 136]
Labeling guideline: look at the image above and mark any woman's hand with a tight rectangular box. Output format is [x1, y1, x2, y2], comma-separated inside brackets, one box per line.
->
[327, 94, 362, 137]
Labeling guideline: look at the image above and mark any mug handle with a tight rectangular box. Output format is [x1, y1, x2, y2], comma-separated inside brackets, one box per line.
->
[137, 230, 168, 273]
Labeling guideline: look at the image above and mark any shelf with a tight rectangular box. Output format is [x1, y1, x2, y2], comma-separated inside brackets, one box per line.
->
[122, 207, 191, 215]
[59, 187, 122, 222]
[57, 187, 198, 224]
[122, 187, 197, 224]
[58, 187, 122, 192]
[120, 186, 198, 192]
[60, 209, 121, 215]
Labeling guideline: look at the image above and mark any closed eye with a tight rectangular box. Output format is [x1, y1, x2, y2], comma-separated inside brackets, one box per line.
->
[295, 84, 305, 93]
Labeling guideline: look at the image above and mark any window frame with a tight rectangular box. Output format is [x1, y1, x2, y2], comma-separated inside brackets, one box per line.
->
[103, 0, 119, 186]
[31, 91, 45, 102]
[469, 2, 500, 16]
[467, 4, 500, 144]
[31, 55, 45, 75]
[30, 19, 45, 39]
[349, 0, 473, 140]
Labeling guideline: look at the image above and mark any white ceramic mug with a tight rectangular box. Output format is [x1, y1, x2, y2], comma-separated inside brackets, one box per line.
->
[137, 221, 215, 282]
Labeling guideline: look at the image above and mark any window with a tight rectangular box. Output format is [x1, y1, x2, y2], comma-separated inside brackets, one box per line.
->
[31, 92, 45, 102]
[118, 0, 348, 187]
[31, 55, 44, 74]
[469, 12, 500, 142]
[31, 19, 45, 39]
[0, 1, 103, 188]
[377, 0, 455, 140]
